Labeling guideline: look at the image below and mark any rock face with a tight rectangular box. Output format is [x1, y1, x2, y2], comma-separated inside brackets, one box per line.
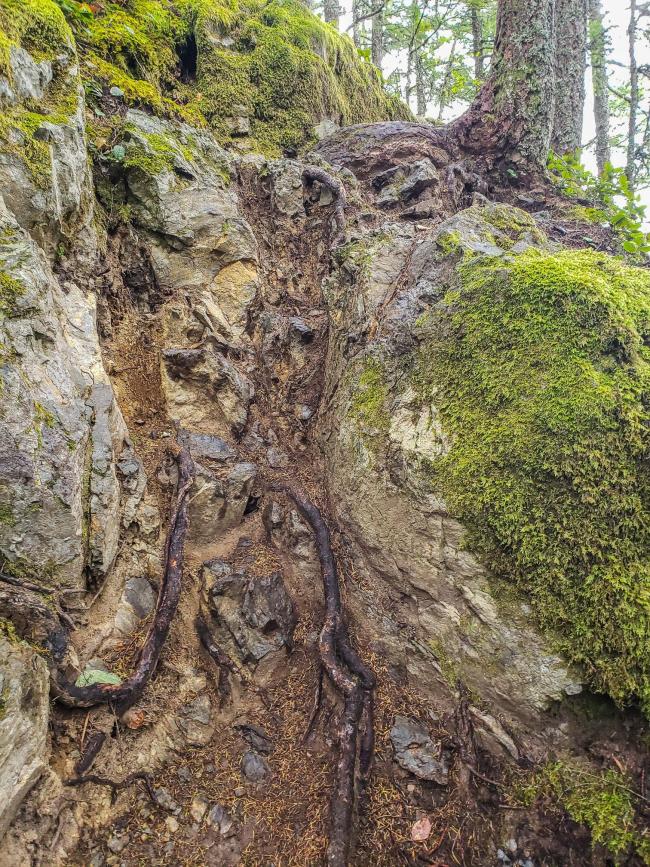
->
[320, 203, 583, 723]
[0, 637, 49, 837]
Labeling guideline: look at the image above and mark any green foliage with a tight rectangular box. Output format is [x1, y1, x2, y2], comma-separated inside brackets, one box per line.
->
[413, 246, 650, 712]
[549, 152, 650, 256]
[517, 760, 648, 863]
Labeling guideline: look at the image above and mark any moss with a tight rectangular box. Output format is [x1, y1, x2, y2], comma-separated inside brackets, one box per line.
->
[517, 761, 648, 863]
[0, 0, 73, 67]
[0, 270, 26, 316]
[0, 684, 9, 719]
[413, 247, 650, 712]
[436, 230, 462, 256]
[0, 502, 15, 526]
[350, 356, 390, 440]
[567, 204, 608, 224]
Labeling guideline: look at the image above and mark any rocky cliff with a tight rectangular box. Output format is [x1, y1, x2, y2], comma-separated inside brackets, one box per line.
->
[0, 1, 648, 865]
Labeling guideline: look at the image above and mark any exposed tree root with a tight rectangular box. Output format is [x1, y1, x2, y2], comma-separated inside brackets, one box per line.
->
[270, 483, 376, 867]
[302, 165, 347, 245]
[52, 444, 195, 712]
[74, 731, 107, 775]
[65, 772, 158, 806]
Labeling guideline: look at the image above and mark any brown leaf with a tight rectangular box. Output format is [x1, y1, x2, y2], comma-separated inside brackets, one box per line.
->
[411, 815, 432, 842]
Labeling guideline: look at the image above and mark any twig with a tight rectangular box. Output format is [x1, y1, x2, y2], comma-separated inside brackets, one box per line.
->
[65, 772, 158, 806]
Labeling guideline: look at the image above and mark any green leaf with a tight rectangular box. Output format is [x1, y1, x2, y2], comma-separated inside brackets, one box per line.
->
[622, 241, 638, 253]
[75, 668, 122, 687]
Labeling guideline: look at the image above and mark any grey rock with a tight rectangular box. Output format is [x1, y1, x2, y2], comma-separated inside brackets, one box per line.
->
[208, 569, 296, 663]
[269, 160, 305, 219]
[241, 750, 270, 782]
[236, 723, 273, 754]
[206, 803, 235, 836]
[154, 787, 180, 813]
[188, 461, 257, 544]
[107, 834, 129, 854]
[161, 348, 253, 435]
[0, 638, 49, 837]
[185, 433, 236, 463]
[178, 695, 215, 747]
[114, 576, 156, 635]
[389, 715, 448, 784]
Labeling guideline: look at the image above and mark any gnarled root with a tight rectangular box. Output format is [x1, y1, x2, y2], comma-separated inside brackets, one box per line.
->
[270, 483, 375, 867]
[302, 165, 347, 246]
[65, 771, 158, 806]
[52, 444, 195, 712]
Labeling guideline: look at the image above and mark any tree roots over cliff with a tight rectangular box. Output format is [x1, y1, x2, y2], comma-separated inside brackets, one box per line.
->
[271, 484, 376, 867]
[52, 444, 195, 712]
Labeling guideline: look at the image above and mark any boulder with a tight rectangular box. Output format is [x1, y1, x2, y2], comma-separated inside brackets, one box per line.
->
[0, 637, 49, 837]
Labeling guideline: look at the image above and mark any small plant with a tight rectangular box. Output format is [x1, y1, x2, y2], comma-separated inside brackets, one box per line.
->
[548, 151, 650, 257]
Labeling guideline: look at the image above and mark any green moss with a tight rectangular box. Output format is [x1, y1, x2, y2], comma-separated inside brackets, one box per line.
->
[413, 247, 650, 712]
[351, 356, 390, 440]
[436, 230, 462, 256]
[0, 270, 27, 316]
[0, 502, 14, 526]
[0, 684, 9, 719]
[0, 0, 73, 67]
[567, 204, 608, 224]
[517, 761, 648, 863]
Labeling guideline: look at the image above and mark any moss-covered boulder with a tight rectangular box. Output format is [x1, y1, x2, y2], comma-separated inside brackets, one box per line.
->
[321, 201, 649, 720]
[42, 0, 408, 155]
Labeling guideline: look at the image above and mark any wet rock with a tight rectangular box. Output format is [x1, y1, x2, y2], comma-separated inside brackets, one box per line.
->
[207, 568, 296, 663]
[0, 638, 49, 837]
[241, 750, 270, 782]
[235, 723, 273, 754]
[389, 716, 449, 784]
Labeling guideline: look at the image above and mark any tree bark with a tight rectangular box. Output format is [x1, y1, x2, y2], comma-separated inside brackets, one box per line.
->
[452, 0, 556, 175]
[626, 0, 639, 189]
[371, 2, 384, 70]
[471, 4, 485, 80]
[588, 0, 611, 174]
[415, 55, 427, 117]
[352, 0, 363, 46]
[323, 0, 340, 28]
[551, 0, 587, 154]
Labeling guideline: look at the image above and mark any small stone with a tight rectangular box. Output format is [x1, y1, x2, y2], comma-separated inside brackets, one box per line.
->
[206, 803, 234, 836]
[236, 722, 273, 754]
[241, 750, 270, 782]
[507, 839, 518, 853]
[165, 817, 179, 833]
[154, 787, 179, 813]
[109, 86, 124, 97]
[107, 834, 128, 854]
[89, 851, 105, 867]
[410, 815, 432, 842]
[176, 766, 191, 783]
[190, 795, 208, 823]
[296, 404, 313, 421]
[234, 786, 246, 797]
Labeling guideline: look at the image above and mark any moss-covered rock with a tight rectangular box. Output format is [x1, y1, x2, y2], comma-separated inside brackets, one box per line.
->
[52, 0, 408, 154]
[413, 240, 650, 713]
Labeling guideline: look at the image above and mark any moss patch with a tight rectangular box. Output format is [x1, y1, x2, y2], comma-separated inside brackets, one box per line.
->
[516, 760, 649, 863]
[350, 356, 391, 441]
[413, 247, 650, 712]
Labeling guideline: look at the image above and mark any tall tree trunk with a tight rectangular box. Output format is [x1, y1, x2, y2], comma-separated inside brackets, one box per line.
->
[323, 0, 340, 28]
[415, 55, 427, 117]
[471, 4, 484, 80]
[626, 0, 639, 189]
[405, 52, 412, 111]
[551, 0, 587, 154]
[352, 0, 363, 45]
[452, 0, 556, 174]
[437, 39, 457, 121]
[588, 0, 611, 174]
[371, 3, 384, 70]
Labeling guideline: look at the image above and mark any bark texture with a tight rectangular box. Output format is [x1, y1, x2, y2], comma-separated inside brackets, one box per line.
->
[371, 3, 384, 70]
[452, 0, 556, 174]
[551, 0, 587, 154]
[588, 0, 611, 174]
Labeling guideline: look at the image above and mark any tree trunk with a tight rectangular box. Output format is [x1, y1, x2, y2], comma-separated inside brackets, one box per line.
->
[415, 55, 427, 117]
[588, 0, 611, 174]
[551, 0, 587, 154]
[471, 4, 484, 80]
[323, 0, 340, 28]
[437, 39, 457, 122]
[452, 0, 556, 175]
[371, 3, 384, 70]
[626, 0, 639, 189]
[352, 0, 363, 46]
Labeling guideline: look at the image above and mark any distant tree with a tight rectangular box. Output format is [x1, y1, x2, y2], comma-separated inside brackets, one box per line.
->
[588, 0, 612, 174]
[551, 0, 588, 155]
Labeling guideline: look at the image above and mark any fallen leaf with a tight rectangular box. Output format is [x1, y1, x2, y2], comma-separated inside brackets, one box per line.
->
[411, 815, 432, 842]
